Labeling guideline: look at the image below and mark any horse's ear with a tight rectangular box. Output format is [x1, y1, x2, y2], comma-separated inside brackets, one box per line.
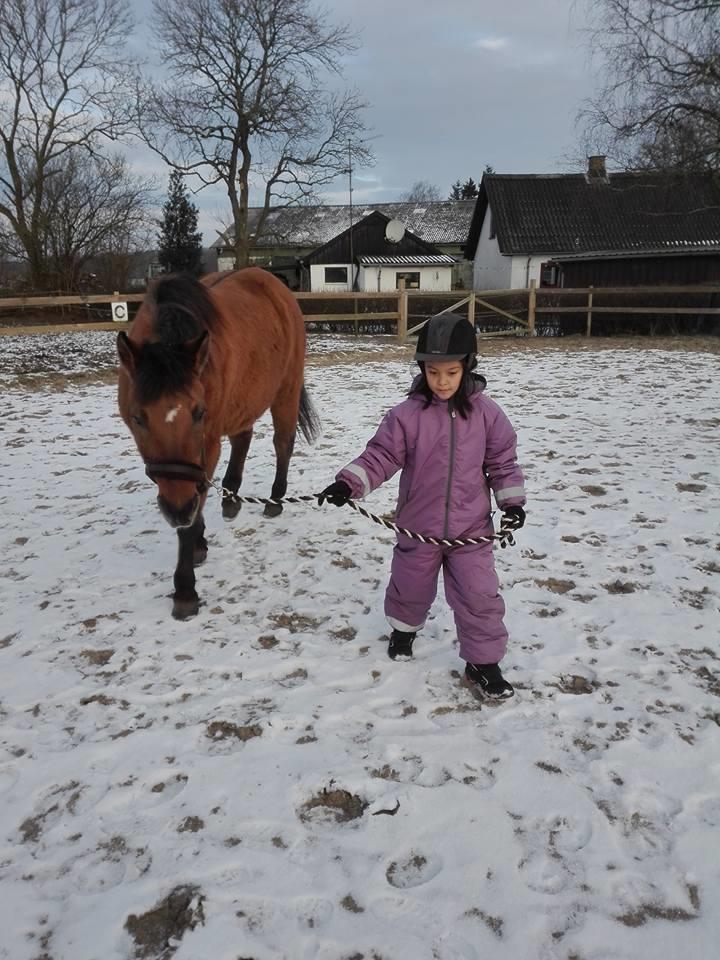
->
[188, 331, 210, 375]
[117, 331, 139, 373]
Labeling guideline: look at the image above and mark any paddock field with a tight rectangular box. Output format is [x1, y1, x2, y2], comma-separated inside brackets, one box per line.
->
[1, 332, 719, 960]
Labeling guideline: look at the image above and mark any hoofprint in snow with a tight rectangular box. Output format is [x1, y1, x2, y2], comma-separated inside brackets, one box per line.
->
[1, 332, 719, 960]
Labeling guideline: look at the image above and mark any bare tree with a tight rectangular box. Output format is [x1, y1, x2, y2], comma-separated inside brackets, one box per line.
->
[399, 181, 443, 203]
[0, 0, 135, 289]
[578, 0, 720, 171]
[140, 0, 373, 268]
[41, 152, 155, 291]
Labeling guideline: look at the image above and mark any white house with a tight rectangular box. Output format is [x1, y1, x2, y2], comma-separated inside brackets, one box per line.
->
[466, 158, 617, 290]
[308, 255, 454, 293]
[304, 211, 455, 293]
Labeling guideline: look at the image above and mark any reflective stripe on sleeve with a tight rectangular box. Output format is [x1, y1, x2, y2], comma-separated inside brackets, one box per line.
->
[495, 485, 526, 502]
[344, 463, 371, 497]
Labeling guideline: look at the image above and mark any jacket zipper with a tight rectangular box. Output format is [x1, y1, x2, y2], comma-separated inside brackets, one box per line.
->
[443, 407, 456, 539]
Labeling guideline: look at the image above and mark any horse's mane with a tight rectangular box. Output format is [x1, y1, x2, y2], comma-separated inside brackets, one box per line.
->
[134, 274, 219, 404]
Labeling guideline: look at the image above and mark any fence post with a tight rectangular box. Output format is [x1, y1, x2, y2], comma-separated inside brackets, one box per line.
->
[467, 291, 476, 330]
[586, 286, 594, 337]
[397, 279, 407, 343]
[528, 279, 537, 336]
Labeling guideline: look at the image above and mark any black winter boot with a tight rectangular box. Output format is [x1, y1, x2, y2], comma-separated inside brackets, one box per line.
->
[388, 630, 415, 661]
[464, 662, 514, 700]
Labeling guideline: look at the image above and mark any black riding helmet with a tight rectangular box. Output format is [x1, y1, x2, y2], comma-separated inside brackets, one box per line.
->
[414, 313, 477, 364]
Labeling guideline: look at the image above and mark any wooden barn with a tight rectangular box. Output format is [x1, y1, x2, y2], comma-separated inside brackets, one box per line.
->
[550, 247, 720, 288]
[466, 158, 720, 290]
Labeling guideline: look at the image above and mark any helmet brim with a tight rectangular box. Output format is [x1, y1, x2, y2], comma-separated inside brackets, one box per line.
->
[415, 352, 470, 362]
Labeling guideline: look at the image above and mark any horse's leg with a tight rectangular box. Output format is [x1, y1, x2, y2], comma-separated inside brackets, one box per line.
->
[264, 399, 298, 519]
[172, 512, 204, 619]
[221, 428, 253, 519]
[193, 510, 208, 566]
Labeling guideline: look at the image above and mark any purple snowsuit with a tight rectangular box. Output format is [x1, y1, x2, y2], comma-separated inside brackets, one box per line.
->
[337, 378, 525, 664]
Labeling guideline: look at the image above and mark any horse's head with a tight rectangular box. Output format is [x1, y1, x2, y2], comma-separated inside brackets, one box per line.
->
[117, 330, 211, 529]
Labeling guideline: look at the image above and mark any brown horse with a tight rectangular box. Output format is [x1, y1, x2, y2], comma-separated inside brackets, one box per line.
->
[117, 267, 319, 619]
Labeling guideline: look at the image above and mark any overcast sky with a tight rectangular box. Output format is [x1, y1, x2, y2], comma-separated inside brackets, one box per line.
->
[130, 0, 595, 243]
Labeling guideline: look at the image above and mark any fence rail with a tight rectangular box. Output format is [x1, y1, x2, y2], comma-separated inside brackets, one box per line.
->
[1, 282, 719, 340]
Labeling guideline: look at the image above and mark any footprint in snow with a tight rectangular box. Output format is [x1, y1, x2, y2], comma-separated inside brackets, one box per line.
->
[520, 853, 569, 894]
[385, 849, 442, 888]
[294, 896, 334, 929]
[432, 930, 481, 960]
[147, 772, 189, 802]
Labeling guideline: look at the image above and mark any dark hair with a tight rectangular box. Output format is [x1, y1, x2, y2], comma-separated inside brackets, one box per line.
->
[132, 273, 217, 404]
[409, 356, 479, 419]
[152, 273, 218, 344]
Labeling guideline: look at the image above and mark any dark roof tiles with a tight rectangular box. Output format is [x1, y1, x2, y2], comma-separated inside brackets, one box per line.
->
[466, 172, 720, 257]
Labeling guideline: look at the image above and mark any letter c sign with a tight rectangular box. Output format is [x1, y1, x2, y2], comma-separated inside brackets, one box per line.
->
[112, 302, 128, 322]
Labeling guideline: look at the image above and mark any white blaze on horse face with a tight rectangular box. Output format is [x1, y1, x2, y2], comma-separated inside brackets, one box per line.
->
[165, 404, 182, 424]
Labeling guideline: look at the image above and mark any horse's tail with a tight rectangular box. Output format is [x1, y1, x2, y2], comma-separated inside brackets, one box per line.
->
[297, 385, 321, 443]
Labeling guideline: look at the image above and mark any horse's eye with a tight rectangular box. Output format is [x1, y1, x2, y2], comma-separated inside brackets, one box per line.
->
[192, 406, 206, 423]
[131, 413, 145, 427]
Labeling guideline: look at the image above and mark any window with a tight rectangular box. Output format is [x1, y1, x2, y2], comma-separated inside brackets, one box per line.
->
[396, 271, 421, 290]
[324, 266, 348, 284]
[488, 215, 496, 240]
[540, 261, 559, 287]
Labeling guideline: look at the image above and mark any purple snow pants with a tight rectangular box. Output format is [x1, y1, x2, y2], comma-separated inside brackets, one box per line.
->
[384, 538, 508, 665]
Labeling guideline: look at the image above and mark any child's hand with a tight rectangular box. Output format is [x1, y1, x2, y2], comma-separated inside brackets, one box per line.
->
[317, 480, 352, 507]
[501, 506, 526, 530]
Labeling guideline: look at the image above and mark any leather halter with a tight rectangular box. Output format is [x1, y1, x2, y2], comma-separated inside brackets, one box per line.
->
[145, 460, 209, 493]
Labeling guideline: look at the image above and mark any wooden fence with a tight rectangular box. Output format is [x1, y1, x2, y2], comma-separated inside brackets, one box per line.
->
[1, 281, 719, 340]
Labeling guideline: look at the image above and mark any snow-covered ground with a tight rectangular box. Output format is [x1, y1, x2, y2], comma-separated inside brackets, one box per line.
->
[1, 331, 719, 960]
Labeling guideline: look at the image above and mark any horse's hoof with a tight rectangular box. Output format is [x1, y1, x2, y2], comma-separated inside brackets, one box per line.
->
[193, 545, 208, 566]
[222, 497, 242, 520]
[172, 598, 199, 620]
[263, 501, 283, 518]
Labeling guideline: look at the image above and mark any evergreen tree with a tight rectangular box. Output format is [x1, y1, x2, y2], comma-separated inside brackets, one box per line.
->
[157, 170, 203, 274]
[449, 176, 481, 200]
[461, 177, 478, 199]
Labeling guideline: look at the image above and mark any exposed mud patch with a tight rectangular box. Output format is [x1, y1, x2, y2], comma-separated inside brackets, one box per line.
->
[466, 907, 504, 938]
[340, 894, 365, 913]
[177, 816, 204, 833]
[79, 648, 115, 666]
[205, 721, 263, 742]
[557, 675, 597, 695]
[268, 612, 327, 633]
[299, 787, 368, 824]
[124, 885, 204, 959]
[616, 884, 700, 927]
[535, 578, 577, 594]
[602, 579, 639, 594]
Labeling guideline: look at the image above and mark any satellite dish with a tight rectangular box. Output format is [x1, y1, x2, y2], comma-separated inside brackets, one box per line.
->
[385, 219, 406, 243]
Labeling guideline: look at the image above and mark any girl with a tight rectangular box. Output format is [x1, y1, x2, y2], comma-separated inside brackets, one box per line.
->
[318, 313, 526, 701]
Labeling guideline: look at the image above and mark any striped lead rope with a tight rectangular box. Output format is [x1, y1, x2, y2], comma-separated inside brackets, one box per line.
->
[214, 483, 517, 549]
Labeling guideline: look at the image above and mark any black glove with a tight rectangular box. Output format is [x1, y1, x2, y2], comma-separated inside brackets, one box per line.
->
[501, 505, 526, 530]
[317, 480, 352, 507]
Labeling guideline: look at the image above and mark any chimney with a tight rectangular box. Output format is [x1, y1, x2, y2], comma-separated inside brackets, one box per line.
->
[587, 155, 608, 181]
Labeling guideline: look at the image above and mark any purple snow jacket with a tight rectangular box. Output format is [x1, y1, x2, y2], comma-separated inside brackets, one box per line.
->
[337, 377, 525, 541]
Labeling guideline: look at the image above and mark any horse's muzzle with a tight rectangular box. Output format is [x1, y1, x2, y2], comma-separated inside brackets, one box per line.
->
[145, 460, 208, 491]
[157, 492, 201, 529]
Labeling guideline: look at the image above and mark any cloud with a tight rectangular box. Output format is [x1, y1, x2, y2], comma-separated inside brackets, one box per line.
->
[474, 36, 509, 51]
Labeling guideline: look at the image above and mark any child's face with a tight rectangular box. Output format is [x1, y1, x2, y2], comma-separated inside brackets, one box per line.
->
[425, 360, 464, 401]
